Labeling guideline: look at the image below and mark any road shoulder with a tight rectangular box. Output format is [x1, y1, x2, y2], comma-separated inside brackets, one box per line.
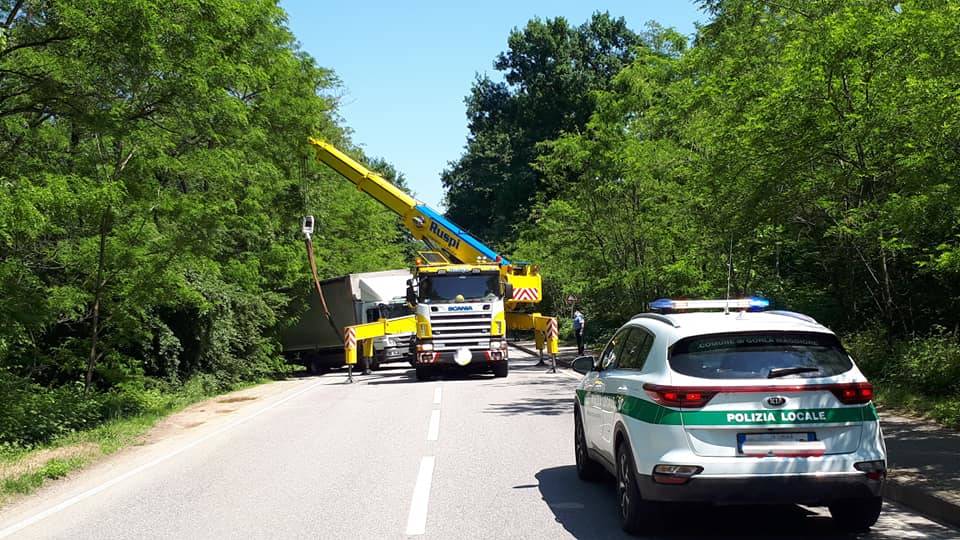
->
[0, 375, 322, 530]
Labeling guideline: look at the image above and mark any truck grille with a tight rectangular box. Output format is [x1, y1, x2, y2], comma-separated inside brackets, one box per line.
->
[430, 311, 493, 350]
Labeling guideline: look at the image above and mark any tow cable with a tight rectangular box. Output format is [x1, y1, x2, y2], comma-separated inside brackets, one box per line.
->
[302, 216, 355, 380]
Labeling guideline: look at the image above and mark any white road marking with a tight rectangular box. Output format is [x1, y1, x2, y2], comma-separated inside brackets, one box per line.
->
[404, 456, 435, 536]
[427, 410, 441, 441]
[0, 379, 325, 539]
[433, 386, 442, 405]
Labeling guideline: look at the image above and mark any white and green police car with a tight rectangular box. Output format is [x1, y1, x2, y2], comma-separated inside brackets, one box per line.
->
[571, 298, 886, 535]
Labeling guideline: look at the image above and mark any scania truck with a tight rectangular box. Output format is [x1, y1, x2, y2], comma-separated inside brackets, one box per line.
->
[307, 138, 559, 381]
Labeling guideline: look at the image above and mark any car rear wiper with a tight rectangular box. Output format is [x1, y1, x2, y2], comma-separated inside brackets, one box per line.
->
[768, 366, 821, 378]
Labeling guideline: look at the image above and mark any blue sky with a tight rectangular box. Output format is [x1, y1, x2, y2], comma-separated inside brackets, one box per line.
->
[280, 1, 705, 209]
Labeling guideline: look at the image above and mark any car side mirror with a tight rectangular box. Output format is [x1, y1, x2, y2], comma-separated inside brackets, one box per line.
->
[572, 355, 596, 375]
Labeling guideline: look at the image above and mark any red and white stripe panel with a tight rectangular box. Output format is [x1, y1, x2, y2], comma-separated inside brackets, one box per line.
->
[547, 318, 558, 339]
[512, 287, 539, 301]
[344, 327, 357, 349]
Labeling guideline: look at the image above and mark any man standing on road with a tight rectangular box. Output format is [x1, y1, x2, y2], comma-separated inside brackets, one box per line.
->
[573, 310, 586, 356]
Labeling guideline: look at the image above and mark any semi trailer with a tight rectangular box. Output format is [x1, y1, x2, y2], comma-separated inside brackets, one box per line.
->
[282, 269, 414, 373]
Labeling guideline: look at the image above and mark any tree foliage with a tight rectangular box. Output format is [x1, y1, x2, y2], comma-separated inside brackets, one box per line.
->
[461, 3, 960, 410]
[497, 2, 960, 340]
[0, 0, 408, 446]
[441, 12, 643, 244]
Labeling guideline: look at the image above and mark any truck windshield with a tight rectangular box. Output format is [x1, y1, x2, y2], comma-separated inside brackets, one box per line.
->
[420, 273, 500, 303]
[669, 332, 853, 379]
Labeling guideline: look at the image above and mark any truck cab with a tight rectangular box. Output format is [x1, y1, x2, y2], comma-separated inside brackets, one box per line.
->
[363, 298, 414, 368]
[408, 260, 510, 379]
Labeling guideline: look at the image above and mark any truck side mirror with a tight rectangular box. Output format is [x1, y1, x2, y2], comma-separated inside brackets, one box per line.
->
[504, 282, 514, 301]
[406, 283, 417, 306]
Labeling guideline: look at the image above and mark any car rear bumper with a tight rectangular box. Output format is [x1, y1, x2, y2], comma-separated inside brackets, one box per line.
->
[638, 472, 881, 505]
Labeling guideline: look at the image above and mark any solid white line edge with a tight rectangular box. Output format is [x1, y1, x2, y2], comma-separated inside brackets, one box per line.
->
[404, 456, 435, 536]
[0, 379, 326, 539]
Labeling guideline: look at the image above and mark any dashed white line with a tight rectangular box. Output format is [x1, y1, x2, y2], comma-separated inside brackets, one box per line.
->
[404, 456, 435, 536]
[433, 386, 442, 405]
[427, 410, 441, 441]
[0, 379, 325, 539]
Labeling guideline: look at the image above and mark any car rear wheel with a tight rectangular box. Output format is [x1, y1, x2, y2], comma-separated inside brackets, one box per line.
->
[492, 362, 508, 378]
[574, 409, 603, 482]
[617, 441, 660, 535]
[829, 497, 882, 532]
[415, 367, 434, 381]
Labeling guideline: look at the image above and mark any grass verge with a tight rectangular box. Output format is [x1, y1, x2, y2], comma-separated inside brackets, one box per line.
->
[0, 378, 266, 506]
[875, 387, 960, 429]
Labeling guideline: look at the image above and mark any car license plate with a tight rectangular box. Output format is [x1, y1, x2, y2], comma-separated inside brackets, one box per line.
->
[737, 432, 815, 454]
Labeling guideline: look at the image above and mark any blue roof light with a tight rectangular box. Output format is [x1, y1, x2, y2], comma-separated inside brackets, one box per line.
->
[649, 297, 771, 312]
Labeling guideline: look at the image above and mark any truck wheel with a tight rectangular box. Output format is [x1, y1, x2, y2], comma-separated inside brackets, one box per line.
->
[370, 358, 381, 371]
[492, 362, 508, 378]
[415, 367, 433, 381]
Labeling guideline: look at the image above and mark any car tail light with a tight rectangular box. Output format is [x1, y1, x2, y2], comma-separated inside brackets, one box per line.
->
[854, 460, 886, 481]
[652, 464, 703, 484]
[830, 383, 874, 404]
[643, 384, 717, 408]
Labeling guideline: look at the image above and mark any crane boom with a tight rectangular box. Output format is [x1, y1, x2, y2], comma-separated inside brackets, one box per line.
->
[308, 137, 558, 374]
[309, 138, 508, 266]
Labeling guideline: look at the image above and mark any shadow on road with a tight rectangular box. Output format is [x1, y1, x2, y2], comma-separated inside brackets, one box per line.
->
[362, 369, 501, 385]
[534, 466, 945, 539]
[881, 414, 960, 493]
[485, 396, 572, 416]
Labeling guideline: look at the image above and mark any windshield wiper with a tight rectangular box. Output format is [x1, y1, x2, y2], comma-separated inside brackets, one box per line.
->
[768, 366, 821, 378]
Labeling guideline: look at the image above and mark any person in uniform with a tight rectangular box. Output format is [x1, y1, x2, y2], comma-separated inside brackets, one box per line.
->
[573, 310, 586, 355]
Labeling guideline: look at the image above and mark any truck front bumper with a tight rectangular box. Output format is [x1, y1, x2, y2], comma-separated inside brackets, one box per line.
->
[414, 348, 507, 368]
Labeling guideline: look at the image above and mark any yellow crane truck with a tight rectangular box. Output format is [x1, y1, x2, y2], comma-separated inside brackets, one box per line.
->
[308, 139, 559, 381]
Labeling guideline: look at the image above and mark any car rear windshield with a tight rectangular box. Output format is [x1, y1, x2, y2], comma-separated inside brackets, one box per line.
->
[669, 332, 853, 379]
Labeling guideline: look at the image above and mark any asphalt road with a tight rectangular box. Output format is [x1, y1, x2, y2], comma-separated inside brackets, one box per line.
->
[1, 349, 957, 539]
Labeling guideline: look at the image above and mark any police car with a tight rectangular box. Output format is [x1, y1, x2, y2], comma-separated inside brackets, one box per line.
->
[571, 299, 886, 534]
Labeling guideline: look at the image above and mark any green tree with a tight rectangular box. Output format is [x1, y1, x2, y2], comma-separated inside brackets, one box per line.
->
[0, 0, 409, 407]
[441, 12, 643, 244]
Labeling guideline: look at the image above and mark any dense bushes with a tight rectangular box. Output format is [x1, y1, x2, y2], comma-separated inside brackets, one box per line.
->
[0, 372, 240, 449]
[847, 327, 960, 396]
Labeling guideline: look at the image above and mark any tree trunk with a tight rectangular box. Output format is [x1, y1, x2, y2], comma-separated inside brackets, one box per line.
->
[84, 208, 110, 394]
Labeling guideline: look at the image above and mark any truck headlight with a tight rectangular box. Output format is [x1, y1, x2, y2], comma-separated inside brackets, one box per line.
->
[383, 338, 396, 347]
[417, 343, 433, 351]
[489, 340, 502, 350]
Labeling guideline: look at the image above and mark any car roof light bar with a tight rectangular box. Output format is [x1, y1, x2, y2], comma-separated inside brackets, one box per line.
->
[650, 297, 770, 312]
